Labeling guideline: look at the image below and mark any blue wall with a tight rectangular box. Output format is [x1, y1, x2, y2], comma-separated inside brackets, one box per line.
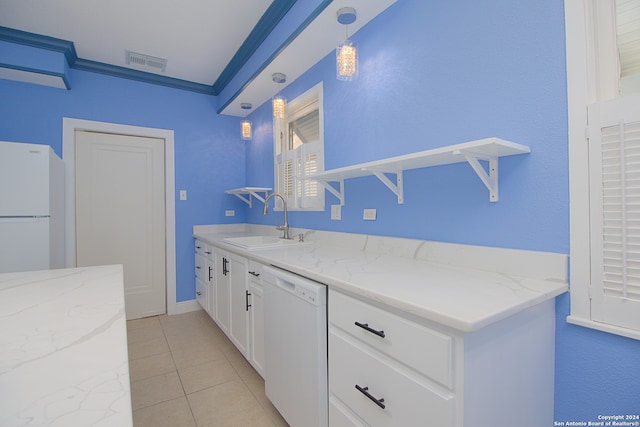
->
[0, 68, 249, 302]
[243, 0, 640, 420]
[2, 0, 639, 420]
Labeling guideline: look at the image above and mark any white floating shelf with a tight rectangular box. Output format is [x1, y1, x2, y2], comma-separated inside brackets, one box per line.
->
[306, 138, 531, 204]
[225, 187, 271, 207]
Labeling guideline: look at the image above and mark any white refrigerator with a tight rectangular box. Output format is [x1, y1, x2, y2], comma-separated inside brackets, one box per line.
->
[0, 141, 65, 273]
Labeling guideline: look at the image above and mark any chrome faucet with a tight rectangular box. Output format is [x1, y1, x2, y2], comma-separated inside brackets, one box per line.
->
[262, 193, 290, 239]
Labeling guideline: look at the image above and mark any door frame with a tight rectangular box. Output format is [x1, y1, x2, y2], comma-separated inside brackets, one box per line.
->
[62, 117, 178, 315]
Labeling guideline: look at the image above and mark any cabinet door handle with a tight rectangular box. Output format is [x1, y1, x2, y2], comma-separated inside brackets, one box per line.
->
[248, 271, 260, 277]
[222, 258, 228, 276]
[355, 385, 386, 409]
[354, 321, 386, 338]
[196, 291, 202, 296]
[246, 290, 252, 311]
[196, 265, 201, 270]
[196, 245, 201, 249]
[205, 251, 212, 255]
[208, 266, 213, 281]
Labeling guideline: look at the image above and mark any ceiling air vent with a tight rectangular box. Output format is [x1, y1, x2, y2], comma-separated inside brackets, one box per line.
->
[125, 50, 167, 73]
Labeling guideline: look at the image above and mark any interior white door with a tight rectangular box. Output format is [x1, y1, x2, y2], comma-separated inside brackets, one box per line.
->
[75, 130, 166, 319]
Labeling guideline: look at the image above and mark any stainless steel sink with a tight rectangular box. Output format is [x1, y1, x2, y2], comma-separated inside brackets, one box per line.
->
[222, 235, 304, 250]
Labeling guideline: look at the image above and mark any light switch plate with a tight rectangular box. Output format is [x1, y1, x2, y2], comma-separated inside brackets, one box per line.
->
[225, 210, 235, 217]
[179, 190, 187, 201]
[363, 208, 377, 220]
[331, 204, 341, 220]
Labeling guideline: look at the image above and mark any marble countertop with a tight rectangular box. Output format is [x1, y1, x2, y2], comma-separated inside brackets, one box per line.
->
[194, 224, 568, 333]
[0, 265, 132, 427]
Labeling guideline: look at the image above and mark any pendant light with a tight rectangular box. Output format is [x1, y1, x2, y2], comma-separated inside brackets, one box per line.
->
[336, 7, 358, 81]
[240, 103, 252, 140]
[272, 73, 287, 119]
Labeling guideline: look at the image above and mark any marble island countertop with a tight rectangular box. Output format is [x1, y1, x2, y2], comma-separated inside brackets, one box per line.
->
[0, 265, 132, 427]
[194, 224, 568, 332]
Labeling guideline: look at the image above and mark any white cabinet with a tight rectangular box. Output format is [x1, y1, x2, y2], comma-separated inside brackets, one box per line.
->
[194, 240, 213, 316]
[214, 249, 231, 334]
[212, 248, 250, 358]
[248, 259, 265, 378]
[228, 252, 249, 357]
[196, 240, 266, 374]
[328, 289, 555, 427]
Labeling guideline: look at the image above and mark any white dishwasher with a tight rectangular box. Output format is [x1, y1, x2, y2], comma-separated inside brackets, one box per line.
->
[262, 265, 328, 427]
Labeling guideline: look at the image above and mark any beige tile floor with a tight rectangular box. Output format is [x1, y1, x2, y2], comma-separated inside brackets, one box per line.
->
[127, 310, 289, 427]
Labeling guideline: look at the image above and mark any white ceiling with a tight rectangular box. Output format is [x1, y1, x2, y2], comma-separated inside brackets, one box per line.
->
[0, 0, 273, 86]
[0, 0, 398, 116]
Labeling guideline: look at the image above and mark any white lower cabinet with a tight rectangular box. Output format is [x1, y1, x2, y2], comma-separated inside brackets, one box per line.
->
[228, 252, 249, 357]
[328, 289, 556, 427]
[248, 259, 265, 378]
[213, 248, 249, 358]
[213, 250, 231, 334]
[195, 241, 264, 376]
[194, 240, 214, 316]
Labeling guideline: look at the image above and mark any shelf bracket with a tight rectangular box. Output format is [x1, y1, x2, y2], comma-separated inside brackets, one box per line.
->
[317, 179, 345, 206]
[363, 169, 404, 204]
[228, 189, 269, 208]
[455, 150, 499, 202]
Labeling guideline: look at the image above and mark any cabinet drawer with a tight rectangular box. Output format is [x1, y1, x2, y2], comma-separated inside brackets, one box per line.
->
[196, 277, 207, 310]
[329, 290, 453, 389]
[247, 259, 264, 281]
[329, 331, 454, 427]
[195, 240, 214, 258]
[195, 253, 206, 282]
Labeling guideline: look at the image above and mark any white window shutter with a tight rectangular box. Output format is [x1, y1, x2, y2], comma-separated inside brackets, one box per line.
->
[589, 94, 640, 331]
[298, 141, 323, 209]
[282, 151, 296, 205]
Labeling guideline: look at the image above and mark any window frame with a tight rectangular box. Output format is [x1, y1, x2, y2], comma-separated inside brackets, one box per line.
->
[566, 0, 640, 340]
[273, 82, 325, 212]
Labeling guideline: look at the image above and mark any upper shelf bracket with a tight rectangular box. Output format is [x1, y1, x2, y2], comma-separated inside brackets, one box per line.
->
[225, 187, 271, 208]
[454, 150, 499, 202]
[316, 180, 345, 206]
[365, 169, 404, 204]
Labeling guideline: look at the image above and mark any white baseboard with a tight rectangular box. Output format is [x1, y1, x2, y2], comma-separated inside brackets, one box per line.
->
[169, 299, 202, 315]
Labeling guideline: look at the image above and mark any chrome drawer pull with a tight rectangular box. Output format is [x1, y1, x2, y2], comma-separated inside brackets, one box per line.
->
[354, 321, 385, 338]
[355, 385, 386, 409]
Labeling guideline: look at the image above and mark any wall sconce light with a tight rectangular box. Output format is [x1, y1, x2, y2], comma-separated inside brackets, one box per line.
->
[336, 7, 358, 81]
[240, 103, 252, 140]
[272, 73, 287, 119]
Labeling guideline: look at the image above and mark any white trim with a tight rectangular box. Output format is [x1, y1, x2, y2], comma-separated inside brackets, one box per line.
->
[273, 82, 325, 211]
[566, 0, 640, 340]
[567, 316, 640, 341]
[172, 299, 203, 315]
[62, 118, 178, 316]
[566, 0, 592, 322]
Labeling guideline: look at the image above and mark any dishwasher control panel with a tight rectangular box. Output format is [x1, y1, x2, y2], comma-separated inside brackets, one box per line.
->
[296, 285, 318, 304]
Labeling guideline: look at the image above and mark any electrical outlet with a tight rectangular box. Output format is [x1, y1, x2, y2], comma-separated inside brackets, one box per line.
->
[225, 210, 235, 217]
[363, 208, 377, 220]
[179, 190, 187, 201]
[331, 204, 341, 220]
